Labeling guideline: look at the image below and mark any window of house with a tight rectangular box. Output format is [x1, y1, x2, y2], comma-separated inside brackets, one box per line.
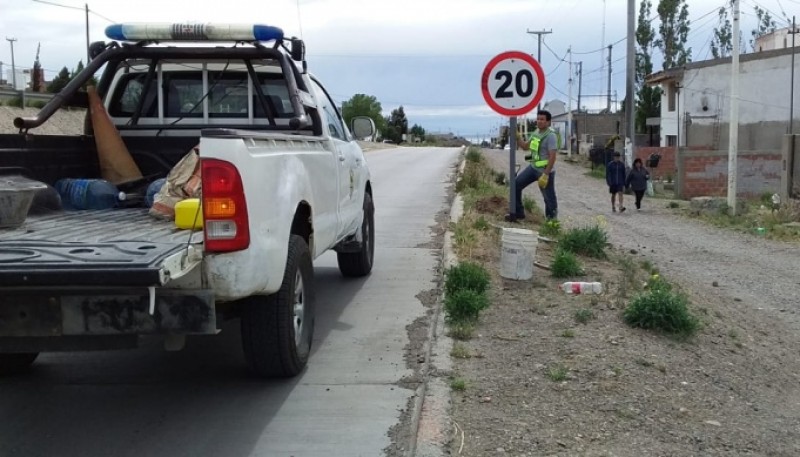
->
[666, 135, 677, 146]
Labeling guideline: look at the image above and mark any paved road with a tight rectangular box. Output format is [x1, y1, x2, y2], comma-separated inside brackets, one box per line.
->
[0, 146, 461, 457]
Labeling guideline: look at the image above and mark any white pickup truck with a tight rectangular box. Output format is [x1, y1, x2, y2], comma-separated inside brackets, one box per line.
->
[0, 23, 376, 377]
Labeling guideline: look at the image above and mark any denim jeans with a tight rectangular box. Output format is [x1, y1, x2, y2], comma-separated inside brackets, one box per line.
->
[514, 166, 558, 220]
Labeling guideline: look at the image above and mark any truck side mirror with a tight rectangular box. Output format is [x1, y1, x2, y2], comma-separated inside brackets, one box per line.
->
[290, 38, 305, 62]
[351, 116, 376, 140]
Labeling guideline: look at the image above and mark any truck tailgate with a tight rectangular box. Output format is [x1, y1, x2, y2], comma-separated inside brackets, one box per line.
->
[0, 209, 203, 287]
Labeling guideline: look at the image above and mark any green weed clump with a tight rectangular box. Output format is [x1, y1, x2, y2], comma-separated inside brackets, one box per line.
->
[624, 276, 699, 335]
[550, 248, 584, 278]
[444, 289, 489, 323]
[539, 219, 561, 238]
[465, 147, 482, 163]
[443, 262, 491, 325]
[559, 225, 608, 259]
[574, 308, 595, 324]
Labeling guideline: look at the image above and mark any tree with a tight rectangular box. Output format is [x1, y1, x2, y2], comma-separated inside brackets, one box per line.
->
[635, 0, 661, 133]
[655, 0, 692, 70]
[410, 124, 426, 141]
[711, 5, 733, 59]
[31, 43, 44, 93]
[750, 5, 778, 51]
[341, 94, 386, 136]
[47, 66, 71, 94]
[384, 106, 408, 143]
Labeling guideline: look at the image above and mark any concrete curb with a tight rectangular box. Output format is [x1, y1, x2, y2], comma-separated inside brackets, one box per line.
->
[406, 153, 466, 457]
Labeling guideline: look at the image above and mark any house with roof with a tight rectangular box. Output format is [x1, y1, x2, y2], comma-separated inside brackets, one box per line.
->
[644, 44, 799, 199]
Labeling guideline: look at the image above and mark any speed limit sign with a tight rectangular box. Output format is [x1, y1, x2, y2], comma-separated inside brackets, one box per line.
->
[481, 51, 545, 117]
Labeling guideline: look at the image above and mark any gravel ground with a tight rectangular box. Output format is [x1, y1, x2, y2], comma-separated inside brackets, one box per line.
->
[0, 106, 87, 135]
[439, 148, 800, 456]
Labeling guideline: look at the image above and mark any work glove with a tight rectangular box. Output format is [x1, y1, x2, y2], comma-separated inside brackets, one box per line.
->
[537, 173, 549, 189]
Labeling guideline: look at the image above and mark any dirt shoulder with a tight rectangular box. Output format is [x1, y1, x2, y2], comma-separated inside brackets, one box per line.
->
[438, 149, 800, 456]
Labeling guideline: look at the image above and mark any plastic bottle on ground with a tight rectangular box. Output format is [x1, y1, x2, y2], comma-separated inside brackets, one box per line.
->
[54, 178, 121, 210]
[560, 281, 603, 295]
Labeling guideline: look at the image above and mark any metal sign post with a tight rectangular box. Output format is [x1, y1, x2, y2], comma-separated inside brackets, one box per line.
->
[509, 116, 517, 217]
[481, 51, 546, 222]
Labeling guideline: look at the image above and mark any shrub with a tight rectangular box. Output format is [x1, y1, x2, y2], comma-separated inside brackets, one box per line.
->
[448, 322, 476, 340]
[624, 279, 699, 335]
[465, 147, 482, 163]
[445, 262, 490, 296]
[473, 216, 490, 231]
[539, 219, 561, 238]
[27, 100, 47, 109]
[547, 365, 568, 382]
[574, 308, 594, 324]
[494, 171, 506, 186]
[559, 225, 608, 259]
[523, 196, 537, 212]
[550, 248, 584, 278]
[444, 289, 489, 323]
[450, 377, 467, 391]
[455, 165, 482, 192]
[6, 97, 23, 108]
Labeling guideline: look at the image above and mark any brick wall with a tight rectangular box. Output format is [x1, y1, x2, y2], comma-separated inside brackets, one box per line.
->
[635, 146, 676, 180]
[677, 150, 783, 199]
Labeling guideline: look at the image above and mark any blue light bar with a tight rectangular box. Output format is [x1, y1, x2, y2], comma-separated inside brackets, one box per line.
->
[105, 23, 284, 42]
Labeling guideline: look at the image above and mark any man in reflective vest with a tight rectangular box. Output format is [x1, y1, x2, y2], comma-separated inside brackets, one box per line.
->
[506, 110, 558, 221]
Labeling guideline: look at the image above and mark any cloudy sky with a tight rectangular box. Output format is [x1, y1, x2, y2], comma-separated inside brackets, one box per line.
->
[0, 0, 795, 139]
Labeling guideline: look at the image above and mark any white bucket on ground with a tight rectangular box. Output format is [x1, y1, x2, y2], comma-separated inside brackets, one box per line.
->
[500, 228, 538, 280]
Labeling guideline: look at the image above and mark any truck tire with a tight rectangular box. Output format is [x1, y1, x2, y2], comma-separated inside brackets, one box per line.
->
[241, 235, 315, 378]
[337, 193, 375, 277]
[0, 353, 38, 375]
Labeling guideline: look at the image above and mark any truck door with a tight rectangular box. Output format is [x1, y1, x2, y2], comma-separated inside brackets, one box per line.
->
[310, 80, 361, 237]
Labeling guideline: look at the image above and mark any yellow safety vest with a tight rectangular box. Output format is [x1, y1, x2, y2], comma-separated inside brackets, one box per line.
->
[528, 129, 554, 168]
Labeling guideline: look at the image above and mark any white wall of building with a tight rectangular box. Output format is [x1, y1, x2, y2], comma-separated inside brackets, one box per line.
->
[658, 50, 799, 147]
[5, 69, 29, 90]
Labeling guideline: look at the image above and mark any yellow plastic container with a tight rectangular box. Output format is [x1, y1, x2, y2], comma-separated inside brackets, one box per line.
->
[174, 198, 204, 230]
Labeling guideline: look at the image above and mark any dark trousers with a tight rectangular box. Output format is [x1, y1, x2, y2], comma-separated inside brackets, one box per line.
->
[635, 190, 645, 209]
[514, 166, 557, 219]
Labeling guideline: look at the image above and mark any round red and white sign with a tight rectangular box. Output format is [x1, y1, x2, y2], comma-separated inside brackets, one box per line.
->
[481, 51, 546, 117]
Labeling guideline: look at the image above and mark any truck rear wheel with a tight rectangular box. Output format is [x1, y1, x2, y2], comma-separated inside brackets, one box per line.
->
[337, 193, 375, 277]
[241, 235, 315, 378]
[0, 353, 39, 375]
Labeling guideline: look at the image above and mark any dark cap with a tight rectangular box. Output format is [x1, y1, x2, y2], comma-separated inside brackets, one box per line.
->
[613, 151, 621, 156]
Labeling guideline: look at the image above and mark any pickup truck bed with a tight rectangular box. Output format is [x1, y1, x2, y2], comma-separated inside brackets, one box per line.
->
[0, 209, 201, 287]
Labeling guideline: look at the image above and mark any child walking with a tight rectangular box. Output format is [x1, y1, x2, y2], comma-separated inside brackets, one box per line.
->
[626, 158, 650, 211]
[605, 151, 626, 213]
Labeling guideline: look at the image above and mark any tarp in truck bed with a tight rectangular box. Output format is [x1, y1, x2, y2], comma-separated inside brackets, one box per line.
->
[0, 209, 202, 287]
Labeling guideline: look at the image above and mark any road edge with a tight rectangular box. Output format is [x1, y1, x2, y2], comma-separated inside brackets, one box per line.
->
[406, 153, 466, 457]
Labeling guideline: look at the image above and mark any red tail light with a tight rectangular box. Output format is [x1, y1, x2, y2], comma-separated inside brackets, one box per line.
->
[201, 159, 250, 252]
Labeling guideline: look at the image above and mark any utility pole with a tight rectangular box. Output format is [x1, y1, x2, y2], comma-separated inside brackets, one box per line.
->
[606, 45, 613, 112]
[568, 47, 573, 157]
[32, 0, 91, 63]
[626, 0, 636, 166]
[728, 0, 740, 214]
[577, 61, 583, 112]
[5, 37, 17, 90]
[790, 16, 797, 134]
[527, 29, 552, 110]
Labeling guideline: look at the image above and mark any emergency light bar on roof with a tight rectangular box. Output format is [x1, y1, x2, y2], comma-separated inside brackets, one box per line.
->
[104, 23, 285, 43]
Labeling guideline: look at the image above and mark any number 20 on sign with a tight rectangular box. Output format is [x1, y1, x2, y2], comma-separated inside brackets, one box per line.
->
[481, 51, 545, 117]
